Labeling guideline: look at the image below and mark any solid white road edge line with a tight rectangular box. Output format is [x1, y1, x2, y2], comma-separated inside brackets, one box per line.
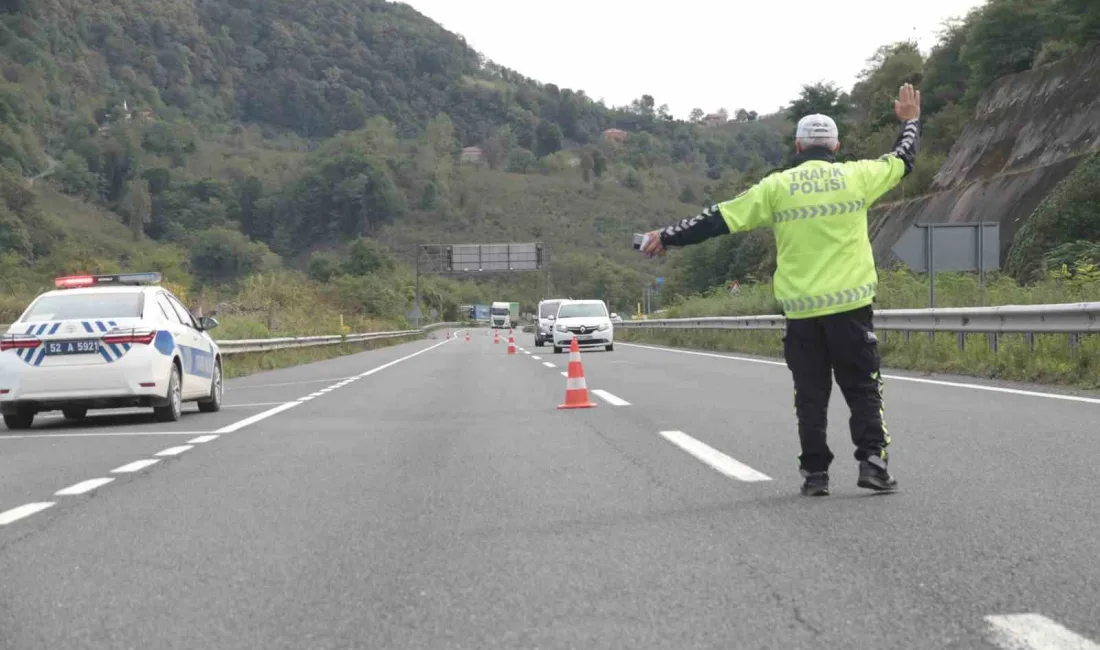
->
[985, 613, 1100, 649]
[156, 445, 193, 456]
[55, 478, 114, 496]
[188, 435, 219, 443]
[112, 459, 159, 473]
[592, 389, 630, 406]
[621, 342, 1100, 405]
[0, 502, 55, 525]
[215, 336, 453, 434]
[659, 430, 772, 482]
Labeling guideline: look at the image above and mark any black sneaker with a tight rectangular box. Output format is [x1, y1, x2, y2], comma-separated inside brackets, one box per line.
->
[800, 470, 830, 496]
[857, 456, 898, 492]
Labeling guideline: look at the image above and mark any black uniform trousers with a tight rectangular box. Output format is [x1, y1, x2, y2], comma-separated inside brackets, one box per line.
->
[782, 304, 889, 473]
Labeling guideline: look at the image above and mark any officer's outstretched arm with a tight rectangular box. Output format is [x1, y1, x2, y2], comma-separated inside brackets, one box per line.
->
[850, 119, 922, 206]
[657, 181, 772, 248]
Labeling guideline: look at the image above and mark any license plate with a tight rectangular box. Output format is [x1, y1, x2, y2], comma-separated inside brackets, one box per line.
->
[577, 334, 593, 340]
[44, 339, 100, 355]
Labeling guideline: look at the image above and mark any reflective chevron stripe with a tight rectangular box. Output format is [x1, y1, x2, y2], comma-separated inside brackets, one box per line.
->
[772, 200, 866, 224]
[779, 282, 877, 315]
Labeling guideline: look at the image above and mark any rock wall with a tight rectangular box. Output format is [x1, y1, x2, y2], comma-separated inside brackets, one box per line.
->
[870, 42, 1100, 266]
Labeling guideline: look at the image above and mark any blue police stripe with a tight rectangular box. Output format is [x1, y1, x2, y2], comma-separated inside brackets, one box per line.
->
[82, 321, 93, 333]
[48, 322, 61, 335]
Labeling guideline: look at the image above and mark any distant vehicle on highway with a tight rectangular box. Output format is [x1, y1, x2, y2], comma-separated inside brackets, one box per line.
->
[533, 297, 569, 347]
[489, 301, 518, 329]
[0, 272, 223, 429]
[551, 299, 616, 353]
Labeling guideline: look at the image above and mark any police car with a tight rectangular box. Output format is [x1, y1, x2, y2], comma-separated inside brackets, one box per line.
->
[0, 273, 223, 429]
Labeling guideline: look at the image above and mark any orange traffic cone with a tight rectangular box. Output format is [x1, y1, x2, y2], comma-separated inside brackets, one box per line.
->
[465, 332, 471, 342]
[558, 336, 597, 409]
[494, 330, 500, 344]
[507, 332, 516, 355]
[446, 329, 451, 339]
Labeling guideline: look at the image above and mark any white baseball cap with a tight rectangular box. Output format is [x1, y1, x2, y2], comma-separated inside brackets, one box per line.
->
[795, 114, 838, 140]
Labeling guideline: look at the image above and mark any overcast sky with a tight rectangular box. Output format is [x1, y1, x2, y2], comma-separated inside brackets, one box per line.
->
[404, 0, 987, 119]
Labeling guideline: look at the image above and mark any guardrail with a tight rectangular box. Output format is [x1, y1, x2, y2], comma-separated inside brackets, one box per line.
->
[0, 321, 467, 355]
[619, 303, 1100, 354]
[217, 321, 463, 355]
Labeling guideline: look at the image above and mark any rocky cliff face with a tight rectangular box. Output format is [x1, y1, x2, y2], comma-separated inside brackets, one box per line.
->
[870, 43, 1100, 267]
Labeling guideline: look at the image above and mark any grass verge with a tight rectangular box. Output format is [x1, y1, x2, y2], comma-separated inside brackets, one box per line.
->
[616, 329, 1100, 389]
[628, 268, 1100, 389]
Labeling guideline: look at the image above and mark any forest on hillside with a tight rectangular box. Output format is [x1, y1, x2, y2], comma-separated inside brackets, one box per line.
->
[663, 0, 1100, 299]
[0, 0, 1096, 321]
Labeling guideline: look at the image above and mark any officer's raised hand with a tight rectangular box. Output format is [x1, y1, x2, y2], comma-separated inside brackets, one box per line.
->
[895, 83, 921, 121]
[640, 230, 666, 257]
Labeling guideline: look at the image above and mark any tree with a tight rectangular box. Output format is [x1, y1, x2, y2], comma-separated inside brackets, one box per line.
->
[689, 108, 704, 123]
[735, 108, 750, 122]
[786, 82, 852, 123]
[960, 0, 1048, 103]
[717, 108, 730, 122]
[120, 179, 151, 241]
[849, 41, 925, 129]
[534, 120, 563, 157]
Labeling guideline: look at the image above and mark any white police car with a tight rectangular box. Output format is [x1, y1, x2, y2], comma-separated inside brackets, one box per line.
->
[0, 273, 223, 429]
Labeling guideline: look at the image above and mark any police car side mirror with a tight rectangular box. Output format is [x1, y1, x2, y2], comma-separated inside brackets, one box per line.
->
[610, 313, 619, 319]
[199, 316, 219, 331]
[547, 315, 556, 321]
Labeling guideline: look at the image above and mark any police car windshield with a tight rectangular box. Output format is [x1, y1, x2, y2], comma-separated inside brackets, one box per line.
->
[557, 303, 607, 319]
[539, 302, 561, 317]
[23, 292, 143, 321]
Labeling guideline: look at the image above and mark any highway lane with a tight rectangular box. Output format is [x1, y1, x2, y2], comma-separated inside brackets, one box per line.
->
[0, 330, 1097, 648]
[0, 336, 450, 529]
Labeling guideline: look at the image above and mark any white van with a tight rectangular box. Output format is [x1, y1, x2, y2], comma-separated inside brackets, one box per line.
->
[534, 298, 568, 347]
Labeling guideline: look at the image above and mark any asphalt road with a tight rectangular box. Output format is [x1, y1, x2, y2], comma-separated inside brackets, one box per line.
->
[1, 328, 1098, 649]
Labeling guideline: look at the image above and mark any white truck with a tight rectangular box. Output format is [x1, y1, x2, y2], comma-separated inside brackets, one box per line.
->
[490, 302, 513, 329]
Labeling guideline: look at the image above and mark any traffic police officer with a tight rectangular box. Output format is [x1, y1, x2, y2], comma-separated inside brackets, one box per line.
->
[641, 83, 922, 496]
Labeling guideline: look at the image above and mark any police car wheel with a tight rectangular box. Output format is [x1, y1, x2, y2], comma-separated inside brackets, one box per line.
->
[154, 364, 183, 423]
[62, 407, 88, 420]
[198, 360, 223, 413]
[605, 344, 614, 352]
[553, 345, 562, 354]
[3, 410, 34, 430]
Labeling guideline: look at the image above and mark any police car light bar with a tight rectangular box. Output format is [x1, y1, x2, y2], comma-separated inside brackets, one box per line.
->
[54, 272, 163, 289]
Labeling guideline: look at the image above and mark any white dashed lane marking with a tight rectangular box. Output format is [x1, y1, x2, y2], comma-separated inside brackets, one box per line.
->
[542, 362, 555, 368]
[155, 445, 193, 457]
[55, 478, 114, 496]
[659, 430, 772, 482]
[592, 389, 630, 406]
[0, 502, 54, 525]
[531, 356, 542, 360]
[112, 459, 160, 473]
[985, 613, 1100, 649]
